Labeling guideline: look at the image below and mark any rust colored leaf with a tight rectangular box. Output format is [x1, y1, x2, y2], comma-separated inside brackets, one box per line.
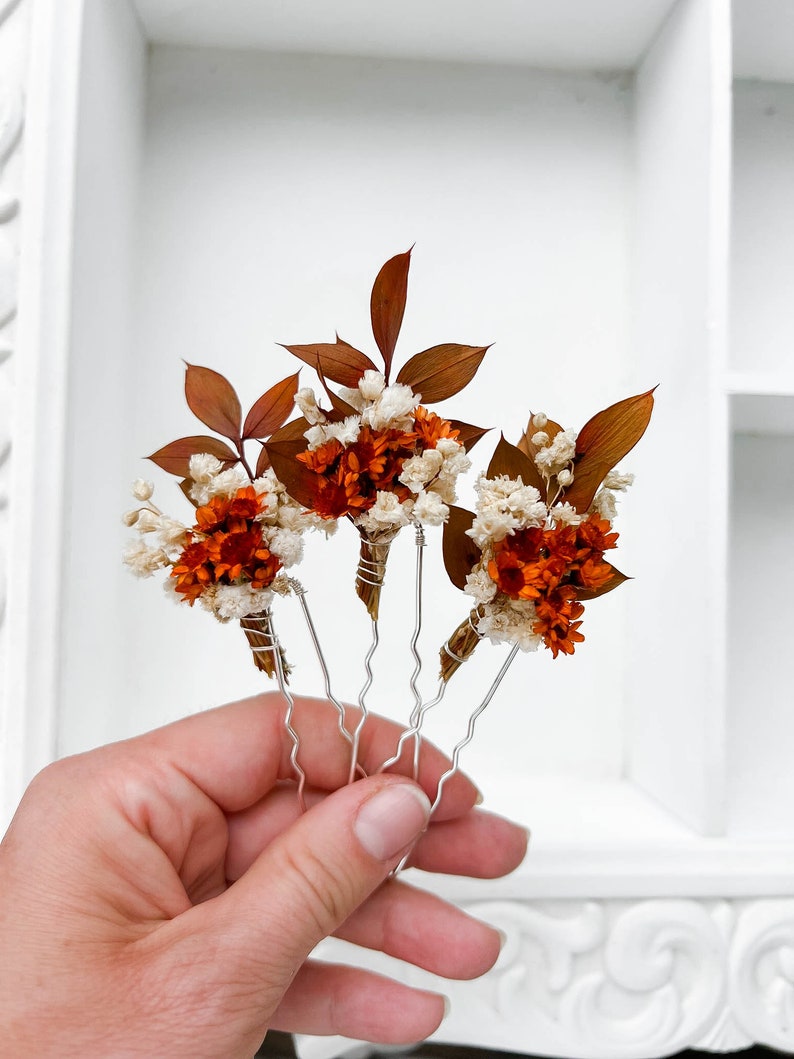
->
[243, 372, 300, 440]
[370, 249, 411, 380]
[315, 359, 358, 420]
[448, 419, 490, 452]
[148, 436, 238, 477]
[563, 389, 656, 513]
[396, 343, 490, 403]
[178, 478, 199, 507]
[184, 364, 242, 441]
[442, 505, 481, 591]
[574, 566, 630, 601]
[280, 337, 376, 388]
[255, 444, 271, 477]
[265, 440, 318, 509]
[486, 435, 545, 494]
[268, 416, 311, 444]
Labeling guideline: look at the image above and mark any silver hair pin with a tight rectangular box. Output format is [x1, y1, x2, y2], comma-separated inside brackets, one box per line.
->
[350, 617, 379, 784]
[393, 642, 520, 874]
[240, 608, 307, 812]
[407, 522, 426, 774]
[288, 577, 366, 780]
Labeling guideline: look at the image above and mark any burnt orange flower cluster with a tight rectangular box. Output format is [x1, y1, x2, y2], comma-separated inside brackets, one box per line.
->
[296, 409, 459, 521]
[171, 485, 282, 603]
[488, 515, 619, 657]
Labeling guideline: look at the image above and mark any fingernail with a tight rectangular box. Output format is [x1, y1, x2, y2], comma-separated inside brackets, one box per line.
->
[474, 790, 484, 806]
[497, 928, 508, 950]
[355, 783, 431, 861]
[442, 995, 451, 1019]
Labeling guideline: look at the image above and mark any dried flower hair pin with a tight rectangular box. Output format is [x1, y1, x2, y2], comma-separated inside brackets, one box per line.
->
[388, 390, 655, 813]
[265, 249, 490, 776]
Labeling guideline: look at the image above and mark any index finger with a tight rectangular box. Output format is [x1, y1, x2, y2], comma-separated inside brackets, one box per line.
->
[137, 693, 479, 819]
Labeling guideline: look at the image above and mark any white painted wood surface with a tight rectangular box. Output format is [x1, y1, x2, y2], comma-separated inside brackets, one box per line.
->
[2, 1, 794, 1055]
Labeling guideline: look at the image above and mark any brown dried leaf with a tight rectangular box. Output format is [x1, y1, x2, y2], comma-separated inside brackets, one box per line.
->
[255, 444, 271, 477]
[573, 566, 630, 601]
[243, 372, 300, 440]
[178, 478, 199, 507]
[370, 249, 411, 380]
[442, 505, 481, 591]
[265, 439, 318, 510]
[148, 436, 238, 477]
[268, 416, 311, 444]
[563, 389, 656, 513]
[184, 364, 242, 441]
[396, 344, 490, 403]
[486, 435, 546, 494]
[280, 338, 376, 388]
[315, 359, 359, 420]
[448, 419, 490, 452]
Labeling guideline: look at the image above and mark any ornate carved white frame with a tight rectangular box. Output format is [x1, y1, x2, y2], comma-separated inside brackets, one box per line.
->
[2, 5, 794, 1059]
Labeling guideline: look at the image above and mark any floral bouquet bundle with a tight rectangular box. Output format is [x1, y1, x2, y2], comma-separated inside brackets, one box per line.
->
[125, 250, 654, 814]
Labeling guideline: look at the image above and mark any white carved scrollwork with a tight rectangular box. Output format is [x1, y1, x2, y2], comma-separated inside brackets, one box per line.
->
[730, 899, 794, 1052]
[453, 899, 730, 1058]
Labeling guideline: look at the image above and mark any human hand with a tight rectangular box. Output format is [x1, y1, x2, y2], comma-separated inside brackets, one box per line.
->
[0, 694, 528, 1058]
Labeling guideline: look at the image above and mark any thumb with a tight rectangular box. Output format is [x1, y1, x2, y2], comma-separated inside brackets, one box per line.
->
[209, 775, 430, 992]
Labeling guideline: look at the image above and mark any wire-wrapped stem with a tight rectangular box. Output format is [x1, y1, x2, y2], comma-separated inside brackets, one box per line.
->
[355, 531, 392, 620]
[241, 608, 291, 680]
[439, 606, 485, 682]
[240, 609, 306, 811]
[350, 618, 379, 784]
[288, 577, 366, 780]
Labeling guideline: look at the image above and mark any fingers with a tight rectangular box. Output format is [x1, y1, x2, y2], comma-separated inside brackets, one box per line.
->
[137, 694, 478, 818]
[269, 960, 446, 1043]
[188, 775, 434, 1015]
[226, 790, 528, 883]
[335, 879, 503, 980]
[406, 809, 530, 878]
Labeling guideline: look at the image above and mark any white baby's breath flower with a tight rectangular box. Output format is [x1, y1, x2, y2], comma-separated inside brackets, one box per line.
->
[399, 449, 444, 493]
[592, 488, 618, 521]
[534, 428, 577, 474]
[271, 573, 293, 596]
[211, 583, 267, 621]
[464, 564, 498, 605]
[304, 424, 330, 450]
[123, 539, 168, 578]
[157, 517, 189, 550]
[365, 382, 419, 430]
[358, 370, 386, 402]
[268, 528, 304, 568]
[477, 599, 541, 652]
[411, 491, 449, 526]
[468, 509, 519, 548]
[549, 501, 583, 526]
[557, 468, 574, 487]
[207, 466, 249, 498]
[255, 468, 286, 497]
[327, 415, 361, 447]
[295, 387, 326, 426]
[532, 412, 548, 429]
[135, 509, 162, 534]
[603, 470, 635, 491]
[355, 491, 410, 534]
[189, 453, 223, 484]
[531, 431, 549, 447]
[132, 479, 154, 502]
[122, 509, 140, 527]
